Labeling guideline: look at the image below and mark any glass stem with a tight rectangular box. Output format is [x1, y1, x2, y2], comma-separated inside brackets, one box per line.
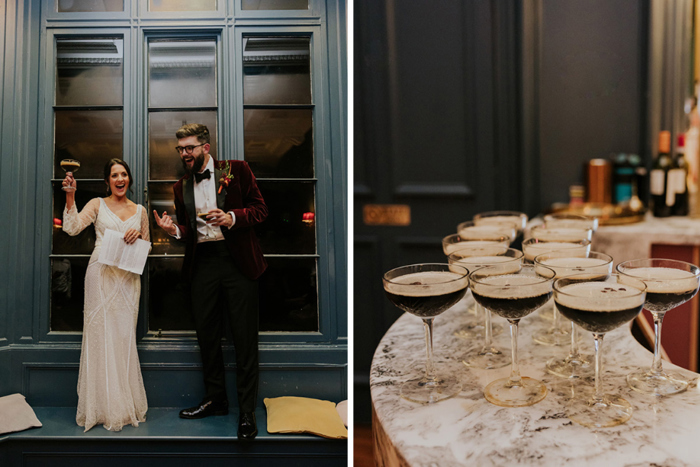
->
[568, 322, 580, 360]
[423, 318, 436, 382]
[481, 303, 492, 347]
[552, 303, 561, 330]
[651, 312, 665, 375]
[593, 333, 605, 403]
[508, 320, 522, 386]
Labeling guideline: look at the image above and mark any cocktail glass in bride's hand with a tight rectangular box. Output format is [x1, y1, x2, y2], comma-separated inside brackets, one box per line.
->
[616, 258, 700, 396]
[554, 274, 646, 428]
[60, 159, 80, 192]
[383, 263, 470, 404]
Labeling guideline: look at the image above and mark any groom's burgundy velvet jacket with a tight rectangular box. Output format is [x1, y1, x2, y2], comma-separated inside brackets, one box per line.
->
[172, 159, 268, 281]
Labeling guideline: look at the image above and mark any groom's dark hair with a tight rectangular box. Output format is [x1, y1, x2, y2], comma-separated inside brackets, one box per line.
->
[176, 123, 210, 145]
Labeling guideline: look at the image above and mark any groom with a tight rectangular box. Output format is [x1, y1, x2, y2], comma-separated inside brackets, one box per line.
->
[154, 123, 267, 440]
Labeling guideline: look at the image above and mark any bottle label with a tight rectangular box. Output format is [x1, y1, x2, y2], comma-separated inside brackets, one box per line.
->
[666, 171, 676, 207]
[668, 168, 687, 194]
[650, 169, 665, 195]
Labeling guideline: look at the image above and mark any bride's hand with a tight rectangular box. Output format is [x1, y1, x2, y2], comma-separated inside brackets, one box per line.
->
[123, 228, 142, 245]
[62, 173, 76, 191]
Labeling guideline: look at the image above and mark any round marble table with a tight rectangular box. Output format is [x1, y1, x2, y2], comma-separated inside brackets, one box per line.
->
[370, 294, 700, 466]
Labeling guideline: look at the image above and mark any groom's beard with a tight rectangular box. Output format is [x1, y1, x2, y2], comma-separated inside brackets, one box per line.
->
[182, 152, 206, 175]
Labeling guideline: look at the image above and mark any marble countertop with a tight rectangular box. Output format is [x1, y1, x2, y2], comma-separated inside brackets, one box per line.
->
[370, 294, 700, 467]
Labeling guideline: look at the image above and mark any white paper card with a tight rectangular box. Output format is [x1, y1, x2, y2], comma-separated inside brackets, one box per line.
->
[97, 229, 151, 275]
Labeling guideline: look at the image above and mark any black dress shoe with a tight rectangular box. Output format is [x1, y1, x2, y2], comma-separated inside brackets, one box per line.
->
[238, 412, 257, 440]
[179, 400, 229, 419]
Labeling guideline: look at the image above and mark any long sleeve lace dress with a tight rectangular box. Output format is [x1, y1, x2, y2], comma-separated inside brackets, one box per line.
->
[63, 197, 149, 432]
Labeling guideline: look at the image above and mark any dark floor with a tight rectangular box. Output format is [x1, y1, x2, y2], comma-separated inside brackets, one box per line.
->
[354, 423, 374, 466]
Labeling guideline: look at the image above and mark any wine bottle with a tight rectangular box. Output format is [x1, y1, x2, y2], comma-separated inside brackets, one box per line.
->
[671, 133, 689, 216]
[650, 131, 673, 217]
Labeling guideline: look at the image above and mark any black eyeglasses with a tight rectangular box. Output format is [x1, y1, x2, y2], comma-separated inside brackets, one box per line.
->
[174, 143, 205, 154]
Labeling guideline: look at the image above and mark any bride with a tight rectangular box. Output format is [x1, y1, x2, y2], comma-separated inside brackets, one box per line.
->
[62, 158, 149, 432]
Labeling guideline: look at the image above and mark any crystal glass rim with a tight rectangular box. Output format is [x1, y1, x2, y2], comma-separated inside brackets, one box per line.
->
[522, 237, 591, 248]
[616, 258, 700, 278]
[473, 211, 528, 229]
[442, 232, 511, 244]
[457, 220, 516, 237]
[469, 264, 555, 286]
[553, 273, 647, 298]
[532, 224, 593, 236]
[448, 246, 523, 262]
[534, 250, 612, 268]
[383, 263, 470, 285]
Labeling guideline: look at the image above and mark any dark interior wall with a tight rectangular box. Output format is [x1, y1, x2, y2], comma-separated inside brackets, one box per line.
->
[354, 0, 650, 424]
[537, 0, 648, 209]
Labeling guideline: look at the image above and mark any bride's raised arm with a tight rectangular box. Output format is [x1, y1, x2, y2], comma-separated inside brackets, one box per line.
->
[63, 198, 100, 236]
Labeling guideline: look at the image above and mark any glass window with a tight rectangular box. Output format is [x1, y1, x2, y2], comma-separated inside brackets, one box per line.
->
[259, 257, 318, 332]
[57, 0, 124, 12]
[149, 40, 217, 108]
[56, 38, 123, 106]
[147, 182, 186, 255]
[243, 38, 311, 105]
[52, 182, 105, 255]
[148, 258, 194, 332]
[241, 0, 308, 10]
[149, 0, 217, 11]
[244, 109, 313, 178]
[51, 257, 89, 332]
[54, 110, 124, 179]
[256, 181, 316, 254]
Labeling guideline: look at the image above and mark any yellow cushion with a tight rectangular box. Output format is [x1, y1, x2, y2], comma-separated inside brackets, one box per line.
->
[264, 396, 348, 439]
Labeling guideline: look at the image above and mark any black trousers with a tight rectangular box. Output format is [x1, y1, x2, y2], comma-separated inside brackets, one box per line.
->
[190, 241, 259, 413]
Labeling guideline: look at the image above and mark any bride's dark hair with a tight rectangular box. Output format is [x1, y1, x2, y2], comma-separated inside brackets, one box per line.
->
[104, 158, 134, 196]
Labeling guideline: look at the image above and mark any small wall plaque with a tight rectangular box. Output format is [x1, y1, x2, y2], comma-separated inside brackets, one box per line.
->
[363, 204, 411, 226]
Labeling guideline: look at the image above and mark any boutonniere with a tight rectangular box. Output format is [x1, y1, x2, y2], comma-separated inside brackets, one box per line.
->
[218, 162, 234, 194]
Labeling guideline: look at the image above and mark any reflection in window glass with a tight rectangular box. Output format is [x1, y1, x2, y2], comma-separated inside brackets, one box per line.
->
[51, 256, 88, 332]
[255, 181, 316, 254]
[52, 182, 105, 255]
[243, 37, 311, 105]
[259, 257, 318, 332]
[242, 0, 308, 10]
[148, 182, 186, 255]
[149, 0, 216, 11]
[149, 111, 218, 180]
[56, 38, 123, 106]
[148, 257, 194, 332]
[244, 109, 313, 178]
[54, 110, 123, 179]
[58, 0, 124, 12]
[149, 40, 217, 108]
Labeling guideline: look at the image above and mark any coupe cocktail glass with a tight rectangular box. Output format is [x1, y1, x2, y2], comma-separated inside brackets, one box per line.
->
[543, 213, 598, 233]
[470, 264, 555, 407]
[60, 159, 81, 192]
[535, 251, 613, 378]
[554, 274, 646, 427]
[448, 246, 523, 369]
[616, 259, 700, 396]
[383, 263, 470, 403]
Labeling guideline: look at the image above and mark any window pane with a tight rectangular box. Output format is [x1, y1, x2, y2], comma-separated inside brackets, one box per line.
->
[57, 0, 124, 12]
[256, 181, 315, 254]
[56, 38, 123, 106]
[242, 0, 308, 10]
[52, 182, 106, 255]
[244, 109, 313, 178]
[260, 257, 317, 332]
[149, 40, 217, 108]
[243, 37, 311, 105]
[148, 257, 194, 332]
[51, 256, 88, 332]
[149, 111, 218, 180]
[149, 0, 216, 11]
[54, 110, 123, 179]
[148, 182, 186, 255]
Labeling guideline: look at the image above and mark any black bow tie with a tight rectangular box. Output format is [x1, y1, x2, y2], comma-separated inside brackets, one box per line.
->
[194, 169, 211, 183]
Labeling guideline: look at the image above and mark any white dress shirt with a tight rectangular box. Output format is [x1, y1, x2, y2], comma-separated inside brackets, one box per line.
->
[173, 156, 236, 243]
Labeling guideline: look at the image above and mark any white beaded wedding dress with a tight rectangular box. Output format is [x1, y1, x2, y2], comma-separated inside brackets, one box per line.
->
[63, 198, 149, 432]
